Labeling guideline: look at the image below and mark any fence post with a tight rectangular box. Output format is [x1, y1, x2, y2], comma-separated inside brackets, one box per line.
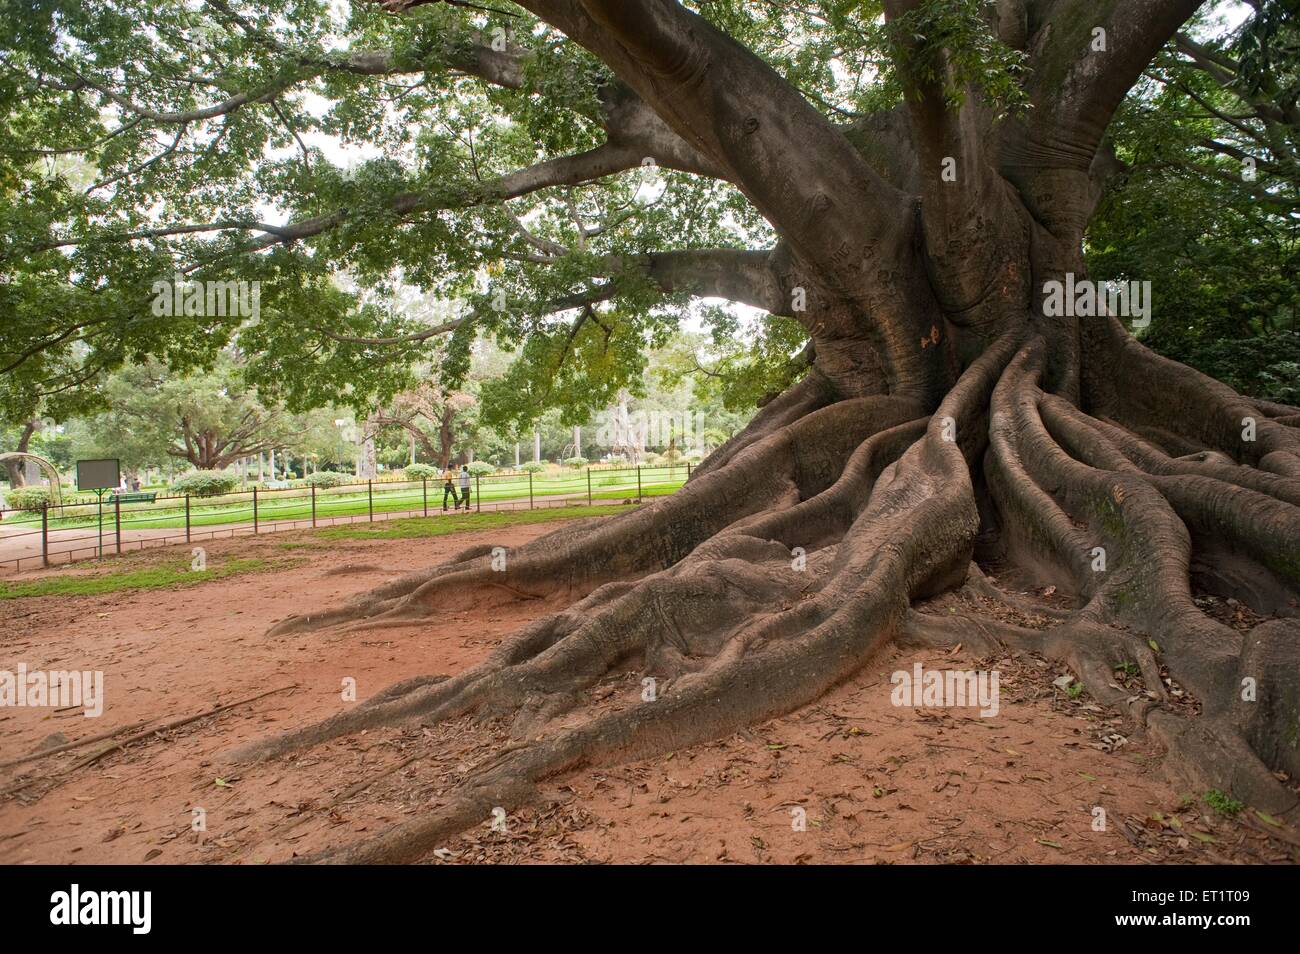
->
[637, 466, 642, 501]
[114, 495, 122, 554]
[686, 462, 692, 479]
[185, 495, 191, 543]
[368, 480, 374, 522]
[311, 484, 317, 528]
[476, 475, 481, 513]
[41, 505, 49, 568]
[253, 488, 259, 534]
[528, 471, 534, 510]
[587, 468, 592, 505]
[422, 478, 428, 517]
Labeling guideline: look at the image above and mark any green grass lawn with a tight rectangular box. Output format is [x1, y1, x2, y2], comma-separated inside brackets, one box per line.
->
[589, 482, 681, 501]
[0, 555, 289, 599]
[7, 469, 686, 532]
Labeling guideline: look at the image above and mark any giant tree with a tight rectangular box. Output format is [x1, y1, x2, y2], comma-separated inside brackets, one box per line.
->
[4, 0, 1299, 861]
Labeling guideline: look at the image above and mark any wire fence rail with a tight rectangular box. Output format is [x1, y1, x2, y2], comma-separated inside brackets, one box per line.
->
[0, 464, 691, 572]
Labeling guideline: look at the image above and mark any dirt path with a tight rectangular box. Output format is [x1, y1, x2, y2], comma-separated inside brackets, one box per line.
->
[0, 519, 1292, 865]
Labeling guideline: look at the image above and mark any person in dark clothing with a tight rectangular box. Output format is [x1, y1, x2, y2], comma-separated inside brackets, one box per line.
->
[442, 466, 456, 511]
[458, 465, 472, 510]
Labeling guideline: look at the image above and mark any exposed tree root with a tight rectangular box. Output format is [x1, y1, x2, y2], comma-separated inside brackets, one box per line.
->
[266, 392, 923, 638]
[230, 325, 1299, 864]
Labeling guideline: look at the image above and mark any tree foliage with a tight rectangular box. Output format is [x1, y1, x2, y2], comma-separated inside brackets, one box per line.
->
[1086, 1, 1300, 401]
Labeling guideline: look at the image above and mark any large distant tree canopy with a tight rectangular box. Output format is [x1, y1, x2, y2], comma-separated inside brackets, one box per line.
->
[3, 1, 1299, 864]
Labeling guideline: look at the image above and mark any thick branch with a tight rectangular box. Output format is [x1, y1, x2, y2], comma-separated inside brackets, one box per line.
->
[1025, 0, 1205, 165]
[516, 0, 910, 289]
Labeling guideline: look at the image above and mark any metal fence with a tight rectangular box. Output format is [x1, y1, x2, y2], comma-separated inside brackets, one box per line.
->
[0, 464, 691, 572]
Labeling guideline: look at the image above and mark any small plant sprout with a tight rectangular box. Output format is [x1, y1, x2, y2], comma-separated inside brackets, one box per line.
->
[1202, 790, 1244, 816]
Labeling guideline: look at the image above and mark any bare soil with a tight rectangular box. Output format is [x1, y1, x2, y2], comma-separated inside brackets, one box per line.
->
[1, 519, 1294, 865]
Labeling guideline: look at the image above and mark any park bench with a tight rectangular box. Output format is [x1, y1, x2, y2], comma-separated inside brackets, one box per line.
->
[108, 491, 157, 503]
[265, 480, 291, 490]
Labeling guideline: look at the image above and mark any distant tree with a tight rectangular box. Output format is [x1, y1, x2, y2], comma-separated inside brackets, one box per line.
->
[369, 379, 479, 469]
[82, 357, 307, 472]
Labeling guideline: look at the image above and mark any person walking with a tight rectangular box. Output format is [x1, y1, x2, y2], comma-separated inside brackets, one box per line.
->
[458, 464, 472, 511]
[441, 465, 456, 511]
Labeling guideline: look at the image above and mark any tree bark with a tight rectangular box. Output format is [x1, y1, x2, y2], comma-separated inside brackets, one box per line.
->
[2, 420, 37, 487]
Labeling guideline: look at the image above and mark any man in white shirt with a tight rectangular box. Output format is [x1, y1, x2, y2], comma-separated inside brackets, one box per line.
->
[458, 465, 472, 510]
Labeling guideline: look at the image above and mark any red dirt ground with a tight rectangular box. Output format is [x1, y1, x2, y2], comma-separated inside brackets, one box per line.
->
[1, 517, 1295, 865]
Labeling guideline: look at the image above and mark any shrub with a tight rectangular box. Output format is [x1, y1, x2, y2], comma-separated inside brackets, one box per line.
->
[520, 461, 547, 473]
[4, 486, 54, 511]
[172, 472, 240, 498]
[466, 461, 496, 476]
[563, 456, 588, 468]
[305, 471, 350, 488]
[404, 463, 439, 480]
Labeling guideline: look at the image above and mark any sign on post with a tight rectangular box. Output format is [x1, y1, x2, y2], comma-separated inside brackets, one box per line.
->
[76, 459, 120, 559]
[76, 459, 121, 491]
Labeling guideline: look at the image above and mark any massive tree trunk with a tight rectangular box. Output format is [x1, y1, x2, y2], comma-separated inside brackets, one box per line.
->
[232, 0, 1300, 862]
[2, 420, 36, 487]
